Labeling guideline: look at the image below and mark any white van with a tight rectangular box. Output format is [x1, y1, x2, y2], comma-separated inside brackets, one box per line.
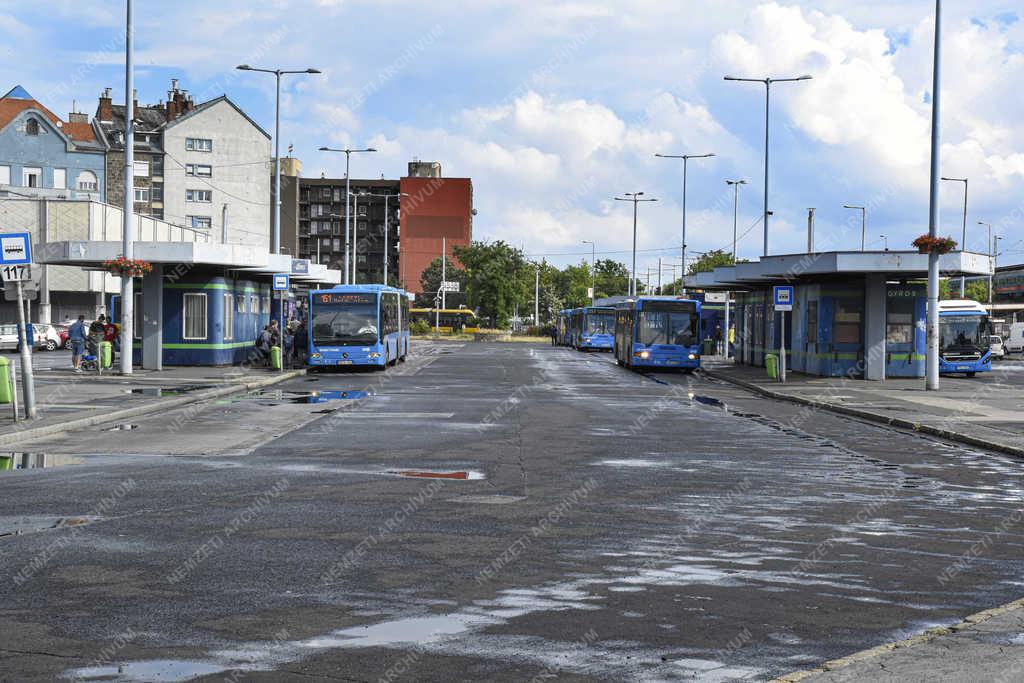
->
[1006, 323, 1024, 354]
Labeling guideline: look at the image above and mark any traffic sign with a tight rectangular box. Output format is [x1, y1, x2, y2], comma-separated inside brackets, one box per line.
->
[441, 281, 460, 293]
[773, 285, 794, 311]
[0, 233, 31, 265]
[0, 264, 31, 282]
[272, 273, 289, 291]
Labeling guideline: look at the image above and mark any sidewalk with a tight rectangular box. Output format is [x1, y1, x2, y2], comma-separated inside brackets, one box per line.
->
[701, 358, 1024, 458]
[0, 360, 303, 446]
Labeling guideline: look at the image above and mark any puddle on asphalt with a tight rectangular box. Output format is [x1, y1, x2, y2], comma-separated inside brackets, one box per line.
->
[69, 659, 225, 682]
[129, 385, 214, 397]
[292, 390, 369, 404]
[390, 469, 486, 480]
[105, 423, 138, 431]
[229, 389, 371, 404]
[0, 452, 83, 471]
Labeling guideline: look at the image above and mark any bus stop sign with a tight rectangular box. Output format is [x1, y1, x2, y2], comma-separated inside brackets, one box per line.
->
[273, 273, 289, 290]
[0, 233, 31, 265]
[773, 285, 794, 311]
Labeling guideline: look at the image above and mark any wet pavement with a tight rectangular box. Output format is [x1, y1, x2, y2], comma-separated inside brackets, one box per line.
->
[0, 342, 1022, 681]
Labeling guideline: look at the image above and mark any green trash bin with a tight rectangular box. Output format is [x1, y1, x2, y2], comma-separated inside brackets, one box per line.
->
[0, 356, 11, 404]
[765, 353, 778, 379]
[100, 341, 113, 369]
[702, 338, 715, 356]
[270, 345, 282, 370]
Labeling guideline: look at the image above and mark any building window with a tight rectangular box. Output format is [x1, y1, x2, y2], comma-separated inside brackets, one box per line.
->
[152, 209, 164, 220]
[186, 137, 213, 152]
[250, 294, 259, 316]
[188, 215, 212, 229]
[23, 167, 41, 188]
[0, 166, 8, 185]
[76, 170, 98, 192]
[186, 189, 212, 202]
[333, 188, 342, 202]
[333, 238, 341, 252]
[134, 188, 150, 202]
[262, 296, 270, 314]
[133, 161, 150, 177]
[224, 293, 234, 340]
[358, 204, 367, 216]
[52, 168, 66, 190]
[151, 184, 163, 201]
[186, 164, 212, 177]
[320, 187, 331, 200]
[25, 118, 39, 136]
[183, 293, 208, 340]
[151, 157, 164, 176]
[237, 293, 246, 314]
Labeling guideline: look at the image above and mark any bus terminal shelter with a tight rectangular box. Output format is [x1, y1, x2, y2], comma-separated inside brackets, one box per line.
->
[685, 250, 993, 381]
[38, 239, 341, 369]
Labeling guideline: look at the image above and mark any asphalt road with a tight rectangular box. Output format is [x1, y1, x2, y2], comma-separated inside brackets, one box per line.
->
[2, 342, 1024, 681]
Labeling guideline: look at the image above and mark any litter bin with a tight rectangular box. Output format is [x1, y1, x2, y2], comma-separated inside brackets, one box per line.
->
[0, 356, 11, 404]
[270, 345, 282, 370]
[100, 341, 113, 369]
[702, 338, 715, 356]
[765, 353, 778, 379]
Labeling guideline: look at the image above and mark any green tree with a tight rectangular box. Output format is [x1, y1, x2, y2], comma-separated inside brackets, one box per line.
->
[687, 249, 739, 275]
[553, 261, 592, 308]
[594, 259, 630, 298]
[417, 257, 466, 307]
[453, 240, 530, 327]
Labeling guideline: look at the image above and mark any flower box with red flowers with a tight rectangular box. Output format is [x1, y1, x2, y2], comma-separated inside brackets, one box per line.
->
[103, 256, 153, 278]
[912, 235, 957, 255]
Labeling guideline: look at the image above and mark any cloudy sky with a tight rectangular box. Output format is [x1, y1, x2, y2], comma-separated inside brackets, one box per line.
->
[4, 1, 1023, 275]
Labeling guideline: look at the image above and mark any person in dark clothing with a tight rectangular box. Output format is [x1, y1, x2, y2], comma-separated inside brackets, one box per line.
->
[714, 325, 723, 355]
[293, 320, 308, 364]
[550, 325, 558, 346]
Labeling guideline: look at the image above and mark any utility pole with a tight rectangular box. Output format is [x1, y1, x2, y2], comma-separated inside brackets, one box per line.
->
[534, 264, 540, 326]
[942, 176, 969, 297]
[843, 204, 866, 250]
[656, 153, 715, 296]
[120, 0, 134, 376]
[807, 208, 815, 253]
[726, 180, 746, 263]
[614, 193, 658, 297]
[318, 146, 377, 283]
[441, 236, 446, 311]
[581, 240, 595, 304]
[926, 0, 942, 391]
[657, 256, 663, 295]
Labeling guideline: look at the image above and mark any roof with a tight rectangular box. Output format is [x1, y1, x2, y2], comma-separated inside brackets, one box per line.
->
[2, 85, 33, 100]
[62, 121, 96, 143]
[164, 95, 271, 139]
[0, 97, 61, 131]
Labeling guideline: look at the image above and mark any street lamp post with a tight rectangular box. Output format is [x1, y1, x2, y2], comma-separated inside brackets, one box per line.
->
[318, 146, 377, 284]
[993, 233, 1003, 313]
[347, 190, 369, 284]
[942, 176, 969, 297]
[614, 193, 658, 297]
[655, 152, 715, 295]
[926, 0, 943, 391]
[843, 204, 867, 250]
[978, 221, 993, 309]
[581, 240, 595, 304]
[121, 0, 135, 377]
[724, 73, 812, 256]
[362, 192, 409, 285]
[880, 234, 888, 251]
[236, 64, 321, 254]
[726, 180, 747, 263]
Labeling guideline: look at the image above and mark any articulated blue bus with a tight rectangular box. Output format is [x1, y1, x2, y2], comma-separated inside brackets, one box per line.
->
[614, 297, 702, 371]
[556, 310, 572, 346]
[569, 306, 615, 351]
[307, 285, 410, 369]
[939, 299, 992, 376]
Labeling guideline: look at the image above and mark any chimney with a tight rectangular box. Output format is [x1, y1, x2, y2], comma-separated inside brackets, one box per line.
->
[165, 79, 194, 122]
[68, 112, 88, 124]
[97, 88, 113, 122]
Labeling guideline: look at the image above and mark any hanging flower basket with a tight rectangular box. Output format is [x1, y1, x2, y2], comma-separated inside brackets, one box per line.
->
[912, 235, 957, 255]
[103, 256, 152, 278]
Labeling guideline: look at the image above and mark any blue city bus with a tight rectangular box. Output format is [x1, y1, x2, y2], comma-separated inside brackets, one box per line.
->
[307, 285, 410, 369]
[614, 297, 702, 371]
[570, 306, 615, 351]
[939, 299, 992, 377]
[556, 310, 572, 346]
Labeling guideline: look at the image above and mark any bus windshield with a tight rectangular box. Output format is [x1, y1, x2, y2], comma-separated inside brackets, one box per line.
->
[940, 315, 988, 351]
[311, 297, 379, 345]
[585, 311, 615, 335]
[638, 302, 698, 346]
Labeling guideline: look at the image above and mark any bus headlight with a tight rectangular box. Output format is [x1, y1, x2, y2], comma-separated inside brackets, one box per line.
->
[310, 353, 322, 359]
[582, 338, 591, 343]
[688, 353, 697, 360]
[635, 350, 650, 359]
[368, 352, 381, 359]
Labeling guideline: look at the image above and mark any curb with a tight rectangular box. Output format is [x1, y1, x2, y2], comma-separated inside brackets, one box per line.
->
[772, 596, 1024, 681]
[700, 368, 1024, 459]
[0, 369, 305, 447]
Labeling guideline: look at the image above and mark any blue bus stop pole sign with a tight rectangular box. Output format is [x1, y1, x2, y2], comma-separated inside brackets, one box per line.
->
[0, 233, 32, 265]
[773, 285, 793, 384]
[273, 273, 289, 290]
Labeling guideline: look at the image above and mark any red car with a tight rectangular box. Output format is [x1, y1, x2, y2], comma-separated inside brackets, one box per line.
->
[54, 324, 71, 350]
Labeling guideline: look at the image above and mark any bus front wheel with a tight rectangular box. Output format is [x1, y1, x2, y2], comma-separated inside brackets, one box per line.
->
[967, 372, 976, 377]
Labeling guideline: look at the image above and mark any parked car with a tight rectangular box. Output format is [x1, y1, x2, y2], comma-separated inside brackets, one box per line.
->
[54, 324, 70, 350]
[33, 324, 62, 351]
[989, 335, 1005, 360]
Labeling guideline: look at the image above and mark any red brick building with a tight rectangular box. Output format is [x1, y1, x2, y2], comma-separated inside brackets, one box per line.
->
[399, 162, 473, 294]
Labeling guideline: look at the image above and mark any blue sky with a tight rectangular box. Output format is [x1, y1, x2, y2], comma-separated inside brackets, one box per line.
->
[3, 1, 1023, 275]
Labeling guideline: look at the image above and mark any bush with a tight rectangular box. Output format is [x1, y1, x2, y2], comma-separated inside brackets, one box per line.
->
[409, 320, 432, 335]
